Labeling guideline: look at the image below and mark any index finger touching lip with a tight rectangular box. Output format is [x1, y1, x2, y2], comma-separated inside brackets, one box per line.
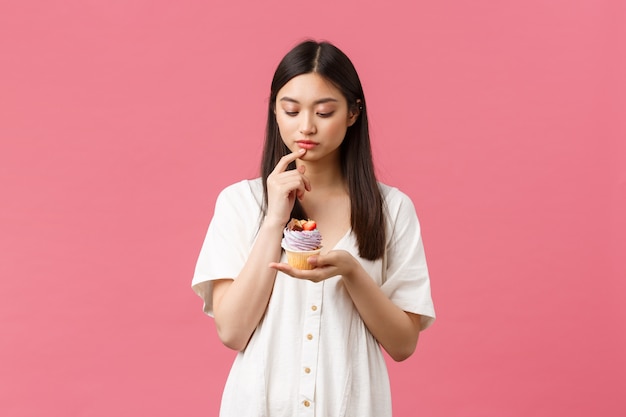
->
[274, 149, 306, 173]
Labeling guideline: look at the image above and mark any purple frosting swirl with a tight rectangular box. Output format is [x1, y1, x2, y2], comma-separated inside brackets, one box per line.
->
[281, 228, 322, 251]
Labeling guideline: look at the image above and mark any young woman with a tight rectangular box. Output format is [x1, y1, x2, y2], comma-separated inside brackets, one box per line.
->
[192, 40, 435, 417]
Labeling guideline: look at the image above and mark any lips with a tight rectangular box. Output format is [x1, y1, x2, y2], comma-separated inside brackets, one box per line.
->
[296, 140, 318, 150]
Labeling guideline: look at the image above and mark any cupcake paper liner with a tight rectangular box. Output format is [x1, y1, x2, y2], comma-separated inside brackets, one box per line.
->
[283, 248, 322, 270]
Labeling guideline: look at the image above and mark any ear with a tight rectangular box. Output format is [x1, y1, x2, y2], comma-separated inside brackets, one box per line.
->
[347, 99, 362, 126]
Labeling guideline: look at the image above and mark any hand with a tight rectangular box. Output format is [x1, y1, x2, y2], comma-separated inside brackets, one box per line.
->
[265, 149, 311, 226]
[269, 250, 360, 283]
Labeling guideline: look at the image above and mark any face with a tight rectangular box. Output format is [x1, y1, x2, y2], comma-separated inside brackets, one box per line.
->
[275, 72, 359, 163]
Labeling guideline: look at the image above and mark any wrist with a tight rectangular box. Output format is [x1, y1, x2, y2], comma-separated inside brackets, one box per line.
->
[262, 215, 286, 231]
[339, 253, 361, 281]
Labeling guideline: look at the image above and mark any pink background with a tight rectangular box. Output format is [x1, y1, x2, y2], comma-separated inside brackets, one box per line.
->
[1, 1, 624, 416]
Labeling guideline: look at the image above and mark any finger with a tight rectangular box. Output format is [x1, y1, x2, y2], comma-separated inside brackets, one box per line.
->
[269, 262, 323, 282]
[307, 252, 343, 269]
[296, 180, 310, 200]
[305, 256, 338, 272]
[275, 167, 309, 199]
[269, 261, 318, 275]
[301, 167, 311, 192]
[272, 149, 306, 174]
[268, 262, 301, 277]
[305, 255, 321, 267]
[275, 175, 308, 200]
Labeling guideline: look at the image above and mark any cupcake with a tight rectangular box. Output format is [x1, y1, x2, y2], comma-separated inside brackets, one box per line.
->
[281, 218, 323, 270]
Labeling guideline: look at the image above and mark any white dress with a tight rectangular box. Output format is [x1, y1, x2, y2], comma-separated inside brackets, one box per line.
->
[192, 178, 435, 417]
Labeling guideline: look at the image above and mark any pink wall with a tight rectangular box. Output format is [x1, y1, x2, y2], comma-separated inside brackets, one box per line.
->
[1, 1, 624, 416]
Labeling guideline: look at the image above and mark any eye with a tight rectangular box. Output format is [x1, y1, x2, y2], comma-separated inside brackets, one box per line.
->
[284, 111, 299, 117]
[317, 112, 334, 118]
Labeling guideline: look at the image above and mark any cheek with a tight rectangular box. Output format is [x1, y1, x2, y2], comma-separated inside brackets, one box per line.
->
[327, 120, 349, 138]
[276, 114, 294, 133]
[275, 117, 295, 147]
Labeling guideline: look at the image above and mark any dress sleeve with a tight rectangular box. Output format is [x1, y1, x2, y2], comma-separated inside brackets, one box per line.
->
[380, 187, 436, 330]
[191, 181, 260, 316]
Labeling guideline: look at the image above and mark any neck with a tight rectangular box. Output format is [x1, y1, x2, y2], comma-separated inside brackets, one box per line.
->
[296, 156, 345, 192]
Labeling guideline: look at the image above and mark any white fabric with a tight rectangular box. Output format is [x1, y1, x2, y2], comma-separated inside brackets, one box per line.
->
[192, 178, 435, 417]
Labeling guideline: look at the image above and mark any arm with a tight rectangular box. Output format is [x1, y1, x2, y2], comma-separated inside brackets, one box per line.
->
[213, 149, 310, 351]
[339, 255, 422, 362]
[270, 250, 421, 362]
[212, 217, 285, 351]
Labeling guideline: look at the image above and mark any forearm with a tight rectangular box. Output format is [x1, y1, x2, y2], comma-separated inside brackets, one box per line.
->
[342, 264, 421, 362]
[213, 217, 284, 351]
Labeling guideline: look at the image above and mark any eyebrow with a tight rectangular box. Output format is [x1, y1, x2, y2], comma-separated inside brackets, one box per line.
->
[279, 97, 339, 105]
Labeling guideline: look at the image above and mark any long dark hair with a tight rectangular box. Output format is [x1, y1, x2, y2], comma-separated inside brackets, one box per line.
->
[261, 40, 385, 260]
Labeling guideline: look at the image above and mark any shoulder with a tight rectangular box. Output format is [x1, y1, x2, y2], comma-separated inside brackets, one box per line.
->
[378, 182, 421, 236]
[378, 182, 416, 212]
[216, 178, 264, 207]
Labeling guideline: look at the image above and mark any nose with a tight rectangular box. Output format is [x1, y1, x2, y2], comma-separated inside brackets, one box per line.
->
[299, 112, 316, 136]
